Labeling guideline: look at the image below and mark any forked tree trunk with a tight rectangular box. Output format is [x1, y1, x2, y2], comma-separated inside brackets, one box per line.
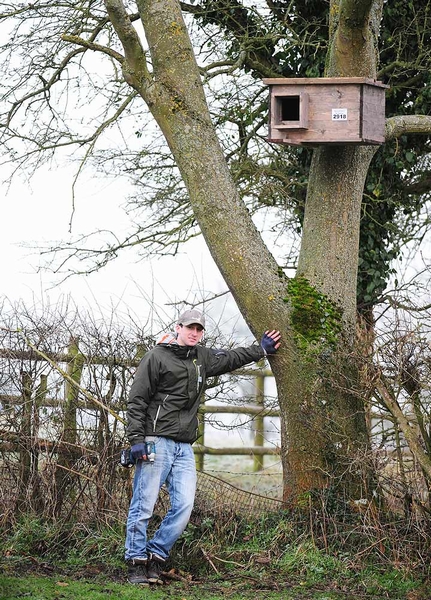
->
[102, 0, 384, 503]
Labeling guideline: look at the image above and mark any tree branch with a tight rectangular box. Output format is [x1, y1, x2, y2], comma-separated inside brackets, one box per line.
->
[61, 34, 124, 63]
[180, 0, 281, 78]
[385, 115, 431, 141]
[3, 47, 85, 127]
[103, 0, 151, 88]
[68, 90, 139, 232]
[374, 376, 431, 480]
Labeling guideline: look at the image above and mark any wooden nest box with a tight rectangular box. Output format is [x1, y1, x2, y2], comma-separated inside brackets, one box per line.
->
[263, 77, 388, 146]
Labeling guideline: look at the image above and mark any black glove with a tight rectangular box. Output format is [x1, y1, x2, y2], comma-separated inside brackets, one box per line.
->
[130, 442, 147, 461]
[261, 330, 280, 355]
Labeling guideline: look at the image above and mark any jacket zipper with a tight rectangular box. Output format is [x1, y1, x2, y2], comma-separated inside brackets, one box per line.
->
[193, 359, 202, 393]
[153, 394, 169, 432]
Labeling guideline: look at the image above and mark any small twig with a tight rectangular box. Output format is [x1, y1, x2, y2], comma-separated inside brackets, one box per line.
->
[355, 537, 388, 557]
[161, 569, 192, 583]
[210, 554, 247, 568]
[201, 548, 219, 574]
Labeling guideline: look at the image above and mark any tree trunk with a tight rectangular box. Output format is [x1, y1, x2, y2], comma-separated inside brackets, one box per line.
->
[103, 0, 383, 503]
[275, 145, 378, 500]
[274, 1, 385, 501]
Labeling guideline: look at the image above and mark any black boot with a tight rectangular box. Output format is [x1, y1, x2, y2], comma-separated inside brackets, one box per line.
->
[147, 553, 166, 584]
[127, 558, 149, 585]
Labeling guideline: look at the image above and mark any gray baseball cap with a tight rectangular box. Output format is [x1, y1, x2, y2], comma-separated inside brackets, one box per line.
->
[177, 309, 205, 329]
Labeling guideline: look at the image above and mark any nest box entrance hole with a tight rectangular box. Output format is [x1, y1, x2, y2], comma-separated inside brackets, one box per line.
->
[274, 92, 309, 129]
[281, 96, 300, 121]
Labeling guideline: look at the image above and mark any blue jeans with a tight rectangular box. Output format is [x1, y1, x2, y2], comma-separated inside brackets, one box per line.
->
[125, 437, 197, 561]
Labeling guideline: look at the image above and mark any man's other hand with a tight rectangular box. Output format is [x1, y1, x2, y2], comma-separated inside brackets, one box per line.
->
[130, 442, 147, 461]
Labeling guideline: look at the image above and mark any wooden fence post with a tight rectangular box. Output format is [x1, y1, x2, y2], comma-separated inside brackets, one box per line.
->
[253, 372, 265, 472]
[65, 338, 84, 443]
[54, 337, 84, 516]
[31, 374, 48, 511]
[17, 371, 33, 510]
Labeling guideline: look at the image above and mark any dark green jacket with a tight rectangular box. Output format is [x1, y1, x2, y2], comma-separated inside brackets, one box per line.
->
[127, 337, 265, 444]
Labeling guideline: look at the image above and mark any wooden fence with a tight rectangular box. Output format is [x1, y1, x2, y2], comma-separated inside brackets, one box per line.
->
[0, 342, 280, 474]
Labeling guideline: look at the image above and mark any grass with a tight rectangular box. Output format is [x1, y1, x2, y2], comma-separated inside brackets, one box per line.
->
[1, 512, 429, 600]
[0, 574, 413, 600]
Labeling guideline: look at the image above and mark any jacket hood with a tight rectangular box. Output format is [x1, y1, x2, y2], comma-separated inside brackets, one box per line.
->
[156, 331, 197, 358]
[156, 332, 179, 346]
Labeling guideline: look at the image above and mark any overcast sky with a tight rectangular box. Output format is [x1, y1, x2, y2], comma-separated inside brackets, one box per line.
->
[0, 159, 255, 338]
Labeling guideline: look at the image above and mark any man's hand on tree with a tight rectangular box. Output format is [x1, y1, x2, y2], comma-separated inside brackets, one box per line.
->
[261, 330, 282, 355]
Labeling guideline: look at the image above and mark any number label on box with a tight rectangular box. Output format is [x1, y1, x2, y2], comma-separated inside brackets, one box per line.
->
[332, 108, 348, 121]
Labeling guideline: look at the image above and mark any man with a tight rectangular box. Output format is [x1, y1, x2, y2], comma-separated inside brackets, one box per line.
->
[125, 308, 281, 585]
